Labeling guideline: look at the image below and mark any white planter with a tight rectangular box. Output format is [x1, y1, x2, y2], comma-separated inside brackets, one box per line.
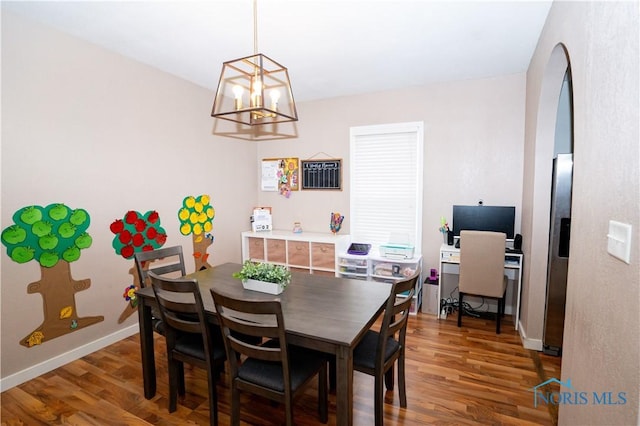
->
[242, 279, 284, 295]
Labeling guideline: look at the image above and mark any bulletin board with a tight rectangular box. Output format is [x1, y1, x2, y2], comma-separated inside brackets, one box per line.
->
[301, 159, 342, 190]
[261, 158, 299, 192]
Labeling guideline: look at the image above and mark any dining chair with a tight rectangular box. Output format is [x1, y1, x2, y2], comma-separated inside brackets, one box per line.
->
[352, 273, 418, 426]
[457, 230, 508, 334]
[210, 289, 328, 426]
[134, 245, 186, 335]
[149, 271, 226, 426]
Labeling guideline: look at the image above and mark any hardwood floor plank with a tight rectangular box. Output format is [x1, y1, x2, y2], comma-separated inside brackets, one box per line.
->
[1, 313, 561, 425]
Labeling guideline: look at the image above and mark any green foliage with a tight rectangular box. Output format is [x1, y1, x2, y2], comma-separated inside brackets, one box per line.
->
[1, 204, 91, 268]
[233, 261, 292, 288]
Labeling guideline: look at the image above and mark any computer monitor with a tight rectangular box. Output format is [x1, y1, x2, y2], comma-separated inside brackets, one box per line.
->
[452, 205, 516, 239]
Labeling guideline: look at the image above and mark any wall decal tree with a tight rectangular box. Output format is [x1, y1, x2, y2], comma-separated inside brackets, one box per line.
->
[178, 195, 215, 271]
[110, 210, 167, 323]
[1, 203, 103, 347]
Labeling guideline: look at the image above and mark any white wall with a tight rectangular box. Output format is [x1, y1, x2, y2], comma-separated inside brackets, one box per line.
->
[523, 2, 639, 424]
[1, 11, 257, 384]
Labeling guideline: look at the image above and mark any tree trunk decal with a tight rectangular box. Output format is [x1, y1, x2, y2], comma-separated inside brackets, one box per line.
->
[22, 261, 103, 347]
[193, 233, 214, 271]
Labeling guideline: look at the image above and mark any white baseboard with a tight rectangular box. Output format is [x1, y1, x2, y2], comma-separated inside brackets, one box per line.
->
[518, 319, 543, 351]
[0, 324, 139, 392]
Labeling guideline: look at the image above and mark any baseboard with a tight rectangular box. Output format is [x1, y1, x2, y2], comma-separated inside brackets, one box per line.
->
[518, 319, 543, 351]
[0, 324, 139, 392]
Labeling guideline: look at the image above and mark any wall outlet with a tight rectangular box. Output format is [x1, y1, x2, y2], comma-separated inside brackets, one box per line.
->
[607, 220, 632, 264]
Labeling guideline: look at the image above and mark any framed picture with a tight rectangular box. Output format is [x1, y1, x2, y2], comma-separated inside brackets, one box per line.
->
[262, 158, 299, 192]
[301, 159, 342, 190]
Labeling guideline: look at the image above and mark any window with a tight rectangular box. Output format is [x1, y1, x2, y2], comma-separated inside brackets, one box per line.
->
[349, 122, 423, 253]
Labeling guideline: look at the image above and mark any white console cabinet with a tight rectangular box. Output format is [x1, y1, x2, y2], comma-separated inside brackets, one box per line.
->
[337, 250, 423, 314]
[241, 230, 350, 276]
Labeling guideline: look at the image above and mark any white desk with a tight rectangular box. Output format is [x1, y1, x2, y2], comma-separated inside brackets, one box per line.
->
[438, 243, 524, 330]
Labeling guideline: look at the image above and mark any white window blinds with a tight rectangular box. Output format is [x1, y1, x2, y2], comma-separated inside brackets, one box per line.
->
[349, 122, 424, 253]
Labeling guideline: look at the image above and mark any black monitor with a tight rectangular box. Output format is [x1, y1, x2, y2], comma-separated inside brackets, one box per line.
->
[452, 205, 516, 239]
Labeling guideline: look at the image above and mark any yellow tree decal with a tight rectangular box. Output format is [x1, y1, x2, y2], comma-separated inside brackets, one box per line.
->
[178, 195, 215, 270]
[1, 204, 103, 347]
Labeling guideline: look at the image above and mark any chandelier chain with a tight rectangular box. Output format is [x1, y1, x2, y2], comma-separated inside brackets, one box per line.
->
[253, 0, 258, 55]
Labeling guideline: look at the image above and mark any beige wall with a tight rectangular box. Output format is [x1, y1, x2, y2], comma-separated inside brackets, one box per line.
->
[523, 1, 639, 424]
[1, 12, 257, 382]
[2, 10, 527, 386]
[257, 75, 525, 271]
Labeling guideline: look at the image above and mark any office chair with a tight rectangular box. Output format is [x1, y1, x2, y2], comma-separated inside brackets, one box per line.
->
[211, 289, 328, 426]
[134, 245, 186, 334]
[353, 273, 418, 426]
[149, 271, 226, 426]
[457, 230, 508, 334]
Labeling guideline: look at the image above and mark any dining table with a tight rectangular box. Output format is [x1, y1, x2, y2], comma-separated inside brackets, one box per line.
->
[136, 262, 392, 426]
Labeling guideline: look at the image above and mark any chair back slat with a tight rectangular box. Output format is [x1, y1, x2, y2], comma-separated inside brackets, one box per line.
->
[149, 271, 207, 336]
[211, 290, 288, 372]
[135, 246, 186, 288]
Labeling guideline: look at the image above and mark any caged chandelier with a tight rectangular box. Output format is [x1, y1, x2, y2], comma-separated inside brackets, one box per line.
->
[211, 0, 298, 126]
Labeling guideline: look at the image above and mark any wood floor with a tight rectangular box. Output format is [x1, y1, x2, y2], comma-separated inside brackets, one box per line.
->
[1, 313, 561, 425]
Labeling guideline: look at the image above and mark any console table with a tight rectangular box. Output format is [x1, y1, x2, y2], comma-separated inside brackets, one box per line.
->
[438, 243, 524, 330]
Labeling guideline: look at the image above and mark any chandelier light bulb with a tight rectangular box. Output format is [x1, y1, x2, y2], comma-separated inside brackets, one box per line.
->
[232, 85, 244, 110]
[270, 89, 281, 110]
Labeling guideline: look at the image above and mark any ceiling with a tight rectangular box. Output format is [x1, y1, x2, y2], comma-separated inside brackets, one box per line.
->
[2, 1, 553, 102]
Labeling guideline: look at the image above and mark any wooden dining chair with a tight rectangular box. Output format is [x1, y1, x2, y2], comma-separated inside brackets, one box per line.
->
[210, 289, 328, 426]
[134, 245, 186, 335]
[457, 230, 508, 334]
[149, 271, 226, 426]
[353, 273, 418, 426]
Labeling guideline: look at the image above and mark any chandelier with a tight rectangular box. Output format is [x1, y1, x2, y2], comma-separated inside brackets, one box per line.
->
[211, 0, 298, 127]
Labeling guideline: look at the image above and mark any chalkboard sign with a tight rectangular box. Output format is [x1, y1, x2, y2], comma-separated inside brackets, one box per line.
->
[301, 159, 342, 190]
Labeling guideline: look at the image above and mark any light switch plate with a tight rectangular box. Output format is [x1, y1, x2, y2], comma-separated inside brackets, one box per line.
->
[607, 220, 632, 264]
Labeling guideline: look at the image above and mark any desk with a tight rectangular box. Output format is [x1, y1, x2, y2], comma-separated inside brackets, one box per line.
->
[438, 244, 524, 330]
[136, 262, 390, 426]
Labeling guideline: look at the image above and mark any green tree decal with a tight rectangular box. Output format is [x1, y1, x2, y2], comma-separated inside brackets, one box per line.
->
[1, 204, 103, 347]
[110, 210, 167, 323]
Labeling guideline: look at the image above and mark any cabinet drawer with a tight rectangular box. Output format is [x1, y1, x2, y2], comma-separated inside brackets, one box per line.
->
[266, 239, 286, 263]
[247, 237, 265, 260]
[312, 243, 335, 270]
[287, 241, 310, 267]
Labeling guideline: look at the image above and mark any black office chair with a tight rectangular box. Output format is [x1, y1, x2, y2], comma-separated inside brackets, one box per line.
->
[353, 274, 417, 426]
[211, 289, 328, 426]
[457, 230, 508, 334]
[149, 271, 226, 426]
[134, 246, 186, 334]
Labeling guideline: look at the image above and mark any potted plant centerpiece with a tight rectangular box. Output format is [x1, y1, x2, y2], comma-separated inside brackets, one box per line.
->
[233, 260, 292, 295]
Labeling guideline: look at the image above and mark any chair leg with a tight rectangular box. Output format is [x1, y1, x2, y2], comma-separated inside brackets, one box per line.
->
[329, 357, 337, 391]
[318, 363, 328, 423]
[384, 365, 394, 391]
[398, 352, 407, 408]
[231, 383, 241, 426]
[496, 297, 502, 334]
[285, 397, 294, 426]
[177, 361, 186, 396]
[207, 366, 218, 426]
[374, 373, 384, 426]
[168, 359, 179, 413]
[457, 293, 464, 327]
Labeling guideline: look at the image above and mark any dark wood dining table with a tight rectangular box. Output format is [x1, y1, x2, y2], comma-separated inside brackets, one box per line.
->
[136, 262, 392, 426]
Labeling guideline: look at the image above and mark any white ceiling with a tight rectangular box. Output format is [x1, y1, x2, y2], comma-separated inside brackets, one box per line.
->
[2, 0, 553, 102]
